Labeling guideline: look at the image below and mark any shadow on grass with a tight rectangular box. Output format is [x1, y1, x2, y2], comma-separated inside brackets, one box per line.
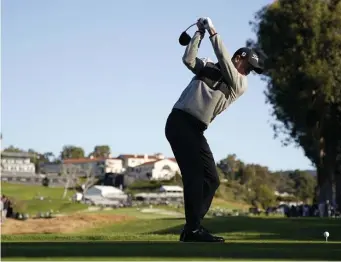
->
[148, 216, 341, 241]
[3, 241, 341, 260]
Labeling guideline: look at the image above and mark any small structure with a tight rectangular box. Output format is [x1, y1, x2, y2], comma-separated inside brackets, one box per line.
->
[159, 185, 183, 193]
[134, 185, 183, 204]
[83, 185, 128, 206]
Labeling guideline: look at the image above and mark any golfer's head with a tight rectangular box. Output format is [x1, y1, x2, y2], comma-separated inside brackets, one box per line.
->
[232, 47, 264, 76]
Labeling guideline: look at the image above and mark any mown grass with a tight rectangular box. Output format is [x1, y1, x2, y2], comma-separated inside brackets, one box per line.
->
[3, 241, 341, 260]
[1, 182, 87, 214]
[2, 183, 341, 260]
[211, 198, 250, 210]
[1, 182, 248, 215]
[2, 213, 341, 260]
[3, 215, 340, 242]
[1, 182, 72, 199]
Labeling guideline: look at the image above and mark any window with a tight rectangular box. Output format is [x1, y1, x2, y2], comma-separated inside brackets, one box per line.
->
[162, 165, 171, 171]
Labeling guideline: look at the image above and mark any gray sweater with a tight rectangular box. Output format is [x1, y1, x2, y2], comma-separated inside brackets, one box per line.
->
[173, 31, 248, 126]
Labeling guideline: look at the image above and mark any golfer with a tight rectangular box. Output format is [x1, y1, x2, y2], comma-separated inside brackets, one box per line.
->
[165, 17, 264, 242]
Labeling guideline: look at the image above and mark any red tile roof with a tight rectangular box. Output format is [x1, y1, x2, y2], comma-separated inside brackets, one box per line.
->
[63, 157, 120, 164]
[137, 160, 159, 166]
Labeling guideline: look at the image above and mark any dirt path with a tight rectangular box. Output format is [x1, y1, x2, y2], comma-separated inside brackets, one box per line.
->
[1, 213, 131, 234]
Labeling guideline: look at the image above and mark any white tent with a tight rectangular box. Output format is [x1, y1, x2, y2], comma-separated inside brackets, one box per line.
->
[84, 185, 127, 200]
[159, 185, 183, 193]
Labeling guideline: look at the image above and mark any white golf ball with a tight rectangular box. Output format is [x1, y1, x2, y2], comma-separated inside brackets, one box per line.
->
[324, 231, 329, 238]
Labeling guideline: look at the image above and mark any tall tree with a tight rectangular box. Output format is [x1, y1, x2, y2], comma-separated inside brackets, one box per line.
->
[248, 0, 341, 204]
[3, 145, 24, 153]
[43, 152, 55, 162]
[217, 154, 245, 180]
[289, 170, 317, 203]
[90, 145, 111, 158]
[28, 149, 44, 173]
[60, 145, 85, 160]
[253, 184, 276, 209]
[61, 164, 79, 199]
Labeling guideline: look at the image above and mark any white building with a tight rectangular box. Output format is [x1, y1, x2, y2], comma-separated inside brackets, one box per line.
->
[104, 158, 124, 173]
[0, 151, 35, 174]
[62, 156, 124, 177]
[124, 158, 180, 185]
[118, 153, 165, 168]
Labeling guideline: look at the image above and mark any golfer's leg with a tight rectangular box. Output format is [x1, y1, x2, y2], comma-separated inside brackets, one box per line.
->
[199, 137, 220, 220]
[169, 137, 205, 230]
[165, 119, 204, 230]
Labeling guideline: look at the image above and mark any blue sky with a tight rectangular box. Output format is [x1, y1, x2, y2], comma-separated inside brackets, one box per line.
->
[2, 0, 313, 171]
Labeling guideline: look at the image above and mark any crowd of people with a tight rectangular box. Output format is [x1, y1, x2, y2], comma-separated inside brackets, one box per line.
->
[280, 201, 340, 218]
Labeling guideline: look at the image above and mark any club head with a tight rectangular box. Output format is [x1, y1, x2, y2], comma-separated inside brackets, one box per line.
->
[179, 31, 191, 46]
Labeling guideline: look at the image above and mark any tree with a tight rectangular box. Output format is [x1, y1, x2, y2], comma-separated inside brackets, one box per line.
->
[80, 165, 99, 199]
[253, 184, 277, 209]
[89, 145, 111, 158]
[61, 163, 98, 199]
[3, 145, 23, 153]
[43, 152, 55, 162]
[248, 0, 341, 204]
[289, 170, 316, 202]
[273, 171, 296, 194]
[335, 142, 341, 210]
[60, 145, 85, 160]
[28, 149, 45, 174]
[217, 154, 245, 180]
[61, 164, 79, 199]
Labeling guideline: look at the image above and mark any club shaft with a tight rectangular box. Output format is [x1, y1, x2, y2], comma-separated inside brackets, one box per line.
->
[184, 23, 196, 32]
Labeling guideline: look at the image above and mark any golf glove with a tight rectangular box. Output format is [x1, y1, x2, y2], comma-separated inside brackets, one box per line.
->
[196, 18, 206, 33]
[202, 17, 214, 31]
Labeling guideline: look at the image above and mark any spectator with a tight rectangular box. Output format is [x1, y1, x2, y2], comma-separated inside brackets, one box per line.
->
[325, 200, 331, 217]
[318, 202, 325, 217]
[0, 197, 3, 223]
[1, 195, 9, 223]
[303, 204, 309, 217]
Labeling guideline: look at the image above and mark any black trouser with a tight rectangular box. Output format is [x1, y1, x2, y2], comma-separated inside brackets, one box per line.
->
[165, 109, 220, 230]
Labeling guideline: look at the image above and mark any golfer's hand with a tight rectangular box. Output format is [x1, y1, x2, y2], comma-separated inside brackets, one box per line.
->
[202, 17, 216, 36]
[196, 18, 206, 33]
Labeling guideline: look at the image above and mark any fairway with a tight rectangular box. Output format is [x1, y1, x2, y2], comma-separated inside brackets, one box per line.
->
[2, 241, 341, 261]
[2, 184, 341, 261]
[1, 182, 87, 215]
[2, 213, 341, 261]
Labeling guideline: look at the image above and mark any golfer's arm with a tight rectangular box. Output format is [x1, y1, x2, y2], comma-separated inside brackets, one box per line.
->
[182, 31, 205, 74]
[209, 34, 239, 87]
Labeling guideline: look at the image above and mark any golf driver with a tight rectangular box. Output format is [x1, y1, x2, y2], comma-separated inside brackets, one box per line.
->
[179, 22, 202, 46]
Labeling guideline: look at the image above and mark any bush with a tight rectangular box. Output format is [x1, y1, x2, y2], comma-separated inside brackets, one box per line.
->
[9, 197, 28, 213]
[42, 177, 50, 187]
[215, 182, 237, 201]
